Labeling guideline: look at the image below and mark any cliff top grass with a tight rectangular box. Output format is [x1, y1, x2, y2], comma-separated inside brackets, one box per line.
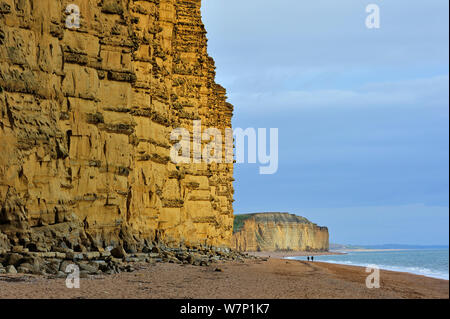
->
[233, 214, 253, 234]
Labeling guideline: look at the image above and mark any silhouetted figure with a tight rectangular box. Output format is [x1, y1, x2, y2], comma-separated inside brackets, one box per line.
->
[307, 256, 310, 261]
[311, 256, 314, 262]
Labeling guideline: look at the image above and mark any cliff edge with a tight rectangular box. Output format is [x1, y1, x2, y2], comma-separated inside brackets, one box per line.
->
[232, 213, 329, 252]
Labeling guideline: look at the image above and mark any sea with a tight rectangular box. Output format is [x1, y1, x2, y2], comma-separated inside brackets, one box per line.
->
[287, 249, 449, 280]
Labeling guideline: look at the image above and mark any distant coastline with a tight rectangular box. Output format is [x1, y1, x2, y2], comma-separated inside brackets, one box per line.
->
[330, 244, 449, 250]
[249, 251, 346, 258]
[331, 249, 415, 253]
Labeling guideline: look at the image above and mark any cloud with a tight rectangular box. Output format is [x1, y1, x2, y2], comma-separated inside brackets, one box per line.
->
[230, 75, 449, 113]
[203, 0, 449, 73]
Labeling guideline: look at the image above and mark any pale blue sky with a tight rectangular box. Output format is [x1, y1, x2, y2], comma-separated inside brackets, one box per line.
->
[202, 0, 449, 245]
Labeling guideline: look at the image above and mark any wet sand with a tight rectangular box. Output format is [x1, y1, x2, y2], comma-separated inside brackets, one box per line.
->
[0, 257, 447, 299]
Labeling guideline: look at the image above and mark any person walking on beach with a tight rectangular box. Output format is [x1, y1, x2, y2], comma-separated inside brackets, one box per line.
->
[307, 256, 310, 261]
[311, 256, 314, 262]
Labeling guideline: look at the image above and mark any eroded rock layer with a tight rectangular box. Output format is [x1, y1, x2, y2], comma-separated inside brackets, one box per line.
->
[0, 0, 234, 253]
[232, 213, 329, 252]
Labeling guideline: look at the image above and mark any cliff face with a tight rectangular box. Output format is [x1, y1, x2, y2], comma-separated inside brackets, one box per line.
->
[232, 213, 329, 252]
[0, 0, 234, 253]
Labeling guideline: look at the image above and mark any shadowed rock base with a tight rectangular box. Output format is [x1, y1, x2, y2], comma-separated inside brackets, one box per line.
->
[0, 244, 258, 276]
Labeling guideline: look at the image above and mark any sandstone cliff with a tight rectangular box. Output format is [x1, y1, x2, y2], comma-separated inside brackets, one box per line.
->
[0, 0, 234, 253]
[232, 213, 329, 252]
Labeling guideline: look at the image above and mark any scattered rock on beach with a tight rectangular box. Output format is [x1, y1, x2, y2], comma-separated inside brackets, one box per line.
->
[6, 253, 23, 267]
[6, 265, 17, 274]
[0, 243, 261, 277]
[110, 247, 127, 259]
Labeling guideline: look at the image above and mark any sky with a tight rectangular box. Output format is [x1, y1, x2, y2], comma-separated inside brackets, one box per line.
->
[201, 0, 449, 245]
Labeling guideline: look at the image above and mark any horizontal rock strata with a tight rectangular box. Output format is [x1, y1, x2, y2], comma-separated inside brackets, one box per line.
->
[232, 213, 329, 252]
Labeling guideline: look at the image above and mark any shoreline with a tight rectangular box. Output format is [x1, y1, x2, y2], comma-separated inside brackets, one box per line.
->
[251, 250, 449, 281]
[287, 258, 449, 281]
[311, 260, 450, 284]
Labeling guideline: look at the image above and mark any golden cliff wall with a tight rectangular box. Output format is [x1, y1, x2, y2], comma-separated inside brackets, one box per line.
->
[232, 213, 329, 252]
[0, 0, 234, 252]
